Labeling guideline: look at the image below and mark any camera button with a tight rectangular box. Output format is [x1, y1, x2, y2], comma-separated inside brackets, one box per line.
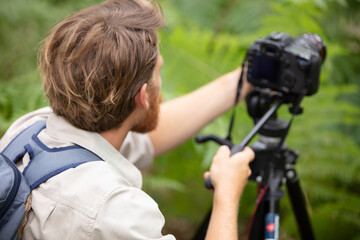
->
[298, 60, 309, 70]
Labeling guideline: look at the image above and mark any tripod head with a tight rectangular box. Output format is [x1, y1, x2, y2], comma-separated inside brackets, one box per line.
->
[196, 87, 304, 188]
[245, 88, 300, 186]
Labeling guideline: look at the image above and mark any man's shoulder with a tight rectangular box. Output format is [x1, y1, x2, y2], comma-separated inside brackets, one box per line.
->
[26, 161, 175, 240]
[33, 160, 135, 218]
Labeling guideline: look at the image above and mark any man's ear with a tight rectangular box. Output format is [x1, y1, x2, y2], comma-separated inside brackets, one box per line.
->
[135, 83, 149, 109]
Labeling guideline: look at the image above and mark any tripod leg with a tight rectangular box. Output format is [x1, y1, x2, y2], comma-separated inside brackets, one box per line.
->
[249, 192, 266, 240]
[249, 165, 284, 240]
[286, 168, 315, 240]
[249, 188, 284, 240]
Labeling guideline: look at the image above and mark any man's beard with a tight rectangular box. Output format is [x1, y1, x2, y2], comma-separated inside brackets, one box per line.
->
[131, 91, 163, 133]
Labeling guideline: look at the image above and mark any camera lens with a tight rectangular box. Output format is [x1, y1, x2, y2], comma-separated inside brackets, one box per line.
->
[298, 33, 327, 62]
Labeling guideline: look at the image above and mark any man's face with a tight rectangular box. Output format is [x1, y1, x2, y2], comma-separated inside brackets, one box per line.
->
[131, 54, 163, 133]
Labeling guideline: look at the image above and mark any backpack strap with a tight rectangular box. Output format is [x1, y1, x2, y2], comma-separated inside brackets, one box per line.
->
[23, 138, 102, 190]
[2, 120, 102, 190]
[2, 120, 46, 163]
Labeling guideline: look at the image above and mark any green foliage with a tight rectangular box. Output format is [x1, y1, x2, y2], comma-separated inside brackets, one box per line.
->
[281, 84, 360, 239]
[164, 0, 271, 34]
[0, 71, 47, 132]
[156, 1, 360, 239]
[0, 0, 359, 239]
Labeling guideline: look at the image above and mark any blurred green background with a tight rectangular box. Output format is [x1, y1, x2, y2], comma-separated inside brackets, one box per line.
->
[1, 0, 359, 239]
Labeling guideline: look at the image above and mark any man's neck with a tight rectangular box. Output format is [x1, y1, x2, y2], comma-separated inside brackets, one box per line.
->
[99, 113, 138, 150]
[100, 127, 129, 151]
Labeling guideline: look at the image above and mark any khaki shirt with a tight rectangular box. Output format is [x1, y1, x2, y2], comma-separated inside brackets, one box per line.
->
[0, 107, 175, 240]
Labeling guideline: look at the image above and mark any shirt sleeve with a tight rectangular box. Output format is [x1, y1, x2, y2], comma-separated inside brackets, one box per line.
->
[120, 132, 155, 169]
[92, 186, 175, 240]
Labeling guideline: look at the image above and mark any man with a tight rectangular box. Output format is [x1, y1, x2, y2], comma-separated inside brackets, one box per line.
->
[0, 0, 254, 239]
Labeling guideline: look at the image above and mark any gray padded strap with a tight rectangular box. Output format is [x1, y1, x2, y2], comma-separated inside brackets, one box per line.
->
[23, 139, 102, 190]
[2, 120, 102, 190]
[2, 120, 46, 162]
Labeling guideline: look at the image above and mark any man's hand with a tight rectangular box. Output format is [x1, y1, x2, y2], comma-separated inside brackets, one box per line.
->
[238, 62, 253, 102]
[205, 146, 255, 240]
[206, 146, 254, 199]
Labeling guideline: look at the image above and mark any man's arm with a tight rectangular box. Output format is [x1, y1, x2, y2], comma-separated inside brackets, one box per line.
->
[148, 67, 251, 157]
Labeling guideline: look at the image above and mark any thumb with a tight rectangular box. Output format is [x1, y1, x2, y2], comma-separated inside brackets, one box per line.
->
[203, 171, 210, 180]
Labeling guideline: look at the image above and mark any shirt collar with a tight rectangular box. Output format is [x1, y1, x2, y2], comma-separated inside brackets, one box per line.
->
[46, 112, 143, 189]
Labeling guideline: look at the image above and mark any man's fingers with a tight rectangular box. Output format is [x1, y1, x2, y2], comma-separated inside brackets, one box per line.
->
[243, 147, 255, 162]
[248, 168, 252, 177]
[215, 145, 231, 158]
[243, 62, 248, 76]
[233, 146, 255, 163]
[203, 171, 210, 180]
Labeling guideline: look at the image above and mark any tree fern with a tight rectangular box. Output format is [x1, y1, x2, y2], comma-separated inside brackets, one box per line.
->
[1, 0, 359, 239]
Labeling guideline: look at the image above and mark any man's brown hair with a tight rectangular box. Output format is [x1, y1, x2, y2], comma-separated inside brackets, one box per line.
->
[39, 0, 164, 132]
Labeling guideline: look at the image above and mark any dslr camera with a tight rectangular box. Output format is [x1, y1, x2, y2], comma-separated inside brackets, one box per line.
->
[246, 32, 326, 96]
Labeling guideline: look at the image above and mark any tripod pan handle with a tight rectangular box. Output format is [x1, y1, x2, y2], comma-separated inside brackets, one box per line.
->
[205, 176, 214, 190]
[205, 145, 246, 190]
[230, 144, 245, 156]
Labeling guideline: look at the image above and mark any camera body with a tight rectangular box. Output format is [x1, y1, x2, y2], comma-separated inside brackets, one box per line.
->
[246, 32, 326, 96]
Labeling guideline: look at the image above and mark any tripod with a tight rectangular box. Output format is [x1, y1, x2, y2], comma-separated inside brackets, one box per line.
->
[193, 88, 315, 240]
